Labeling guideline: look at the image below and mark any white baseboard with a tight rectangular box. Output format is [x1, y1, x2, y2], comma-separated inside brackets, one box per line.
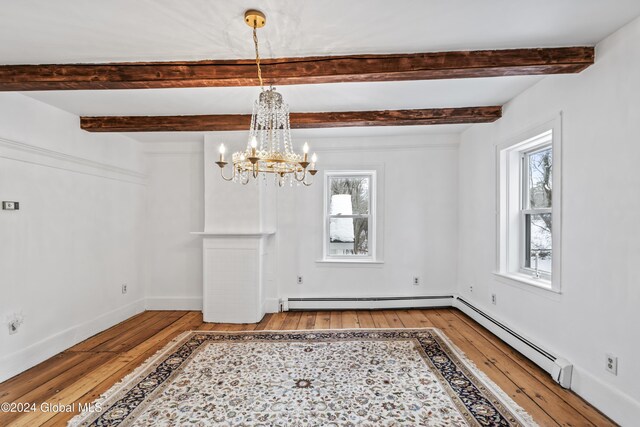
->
[570, 364, 640, 426]
[263, 298, 280, 314]
[286, 296, 454, 311]
[145, 296, 203, 311]
[0, 299, 145, 383]
[144, 296, 271, 313]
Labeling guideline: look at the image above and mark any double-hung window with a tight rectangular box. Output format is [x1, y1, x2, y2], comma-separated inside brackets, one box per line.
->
[497, 119, 561, 292]
[323, 171, 376, 260]
[521, 145, 552, 279]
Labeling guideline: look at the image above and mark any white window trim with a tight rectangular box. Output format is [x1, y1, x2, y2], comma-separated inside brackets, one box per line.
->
[322, 170, 377, 262]
[495, 115, 562, 293]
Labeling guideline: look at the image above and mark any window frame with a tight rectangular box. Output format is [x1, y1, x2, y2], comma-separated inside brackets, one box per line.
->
[496, 116, 562, 293]
[519, 143, 553, 281]
[322, 170, 377, 262]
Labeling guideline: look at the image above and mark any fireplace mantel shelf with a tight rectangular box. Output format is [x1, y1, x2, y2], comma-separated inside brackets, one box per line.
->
[191, 230, 276, 238]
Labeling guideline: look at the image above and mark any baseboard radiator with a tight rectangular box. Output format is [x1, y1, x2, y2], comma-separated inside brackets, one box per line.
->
[284, 294, 573, 388]
[285, 295, 454, 311]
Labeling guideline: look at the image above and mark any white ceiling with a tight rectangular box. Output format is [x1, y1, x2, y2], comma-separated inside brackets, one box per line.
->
[5, 1, 640, 142]
[24, 76, 543, 116]
[24, 76, 542, 141]
[129, 125, 473, 144]
[2, 0, 639, 64]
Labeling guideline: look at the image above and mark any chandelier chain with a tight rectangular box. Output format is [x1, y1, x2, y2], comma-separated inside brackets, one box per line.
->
[252, 26, 264, 89]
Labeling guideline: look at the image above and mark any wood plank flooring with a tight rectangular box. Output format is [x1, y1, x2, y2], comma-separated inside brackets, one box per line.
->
[0, 309, 615, 426]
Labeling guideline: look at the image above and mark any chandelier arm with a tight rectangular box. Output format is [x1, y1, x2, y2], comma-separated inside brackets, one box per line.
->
[219, 165, 235, 182]
[294, 168, 307, 182]
[302, 174, 314, 186]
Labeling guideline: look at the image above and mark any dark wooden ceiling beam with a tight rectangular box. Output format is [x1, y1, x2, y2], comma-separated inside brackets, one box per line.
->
[80, 106, 502, 132]
[1, 47, 593, 91]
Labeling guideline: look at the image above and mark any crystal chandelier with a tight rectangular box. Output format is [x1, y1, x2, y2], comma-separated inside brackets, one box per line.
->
[215, 10, 318, 187]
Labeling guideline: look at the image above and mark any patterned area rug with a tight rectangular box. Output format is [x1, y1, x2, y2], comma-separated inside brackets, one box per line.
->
[69, 329, 537, 426]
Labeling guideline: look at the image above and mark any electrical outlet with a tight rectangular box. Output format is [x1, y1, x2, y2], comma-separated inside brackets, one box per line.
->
[413, 277, 420, 286]
[9, 321, 19, 334]
[469, 285, 473, 292]
[297, 276, 303, 285]
[7, 312, 24, 335]
[2, 201, 19, 210]
[122, 284, 128, 294]
[491, 294, 497, 305]
[606, 354, 618, 375]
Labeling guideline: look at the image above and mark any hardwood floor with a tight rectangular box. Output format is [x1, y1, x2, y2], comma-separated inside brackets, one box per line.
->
[0, 309, 614, 426]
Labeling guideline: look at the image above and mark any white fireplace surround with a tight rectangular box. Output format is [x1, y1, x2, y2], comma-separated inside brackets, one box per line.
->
[194, 231, 275, 323]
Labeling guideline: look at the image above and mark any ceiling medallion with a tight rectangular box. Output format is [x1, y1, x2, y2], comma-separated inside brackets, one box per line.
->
[215, 9, 318, 187]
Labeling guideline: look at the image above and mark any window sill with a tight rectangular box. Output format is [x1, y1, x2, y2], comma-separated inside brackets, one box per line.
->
[316, 259, 384, 265]
[493, 272, 560, 294]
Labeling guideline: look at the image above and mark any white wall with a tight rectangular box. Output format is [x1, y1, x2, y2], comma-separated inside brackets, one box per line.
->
[144, 142, 204, 310]
[143, 133, 459, 309]
[277, 134, 459, 300]
[457, 16, 640, 424]
[0, 93, 147, 382]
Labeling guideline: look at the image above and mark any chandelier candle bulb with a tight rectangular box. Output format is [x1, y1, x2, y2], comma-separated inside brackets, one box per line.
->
[250, 136, 257, 156]
[218, 143, 226, 162]
[309, 153, 318, 176]
[303, 142, 309, 162]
